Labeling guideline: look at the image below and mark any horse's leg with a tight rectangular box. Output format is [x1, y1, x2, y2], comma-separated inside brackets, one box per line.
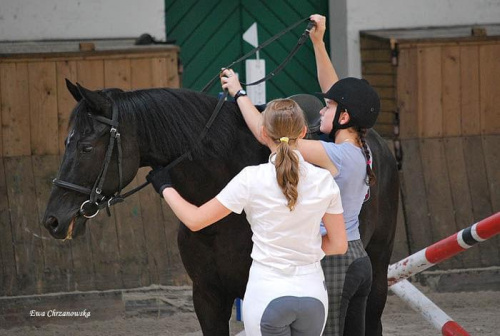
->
[192, 283, 234, 336]
[364, 242, 392, 336]
[363, 130, 399, 336]
[364, 186, 398, 336]
[178, 223, 242, 336]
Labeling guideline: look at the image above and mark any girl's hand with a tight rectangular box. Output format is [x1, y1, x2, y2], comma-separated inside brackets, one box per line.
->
[220, 68, 243, 97]
[309, 14, 326, 45]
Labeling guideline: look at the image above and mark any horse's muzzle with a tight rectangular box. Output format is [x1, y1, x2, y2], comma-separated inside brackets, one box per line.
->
[43, 215, 67, 239]
[42, 214, 84, 240]
[43, 215, 60, 233]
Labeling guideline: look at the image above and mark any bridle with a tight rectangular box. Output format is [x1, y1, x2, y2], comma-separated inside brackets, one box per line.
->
[52, 96, 148, 219]
[52, 18, 315, 219]
[51, 89, 225, 219]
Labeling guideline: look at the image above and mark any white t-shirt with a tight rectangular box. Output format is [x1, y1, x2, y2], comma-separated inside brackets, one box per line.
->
[216, 151, 343, 270]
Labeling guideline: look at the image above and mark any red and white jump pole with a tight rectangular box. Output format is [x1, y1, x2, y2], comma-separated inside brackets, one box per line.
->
[388, 212, 500, 286]
[391, 280, 470, 336]
[388, 212, 500, 336]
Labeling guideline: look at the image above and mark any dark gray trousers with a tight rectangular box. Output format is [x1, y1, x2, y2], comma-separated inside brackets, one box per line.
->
[321, 240, 372, 336]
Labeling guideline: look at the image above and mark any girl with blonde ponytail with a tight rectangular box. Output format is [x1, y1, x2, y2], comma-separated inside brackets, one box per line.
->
[148, 92, 347, 335]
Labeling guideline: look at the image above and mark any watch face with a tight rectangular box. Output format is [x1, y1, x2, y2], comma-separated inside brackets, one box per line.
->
[235, 89, 247, 101]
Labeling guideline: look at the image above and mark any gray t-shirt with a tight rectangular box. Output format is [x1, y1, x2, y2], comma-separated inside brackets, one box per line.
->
[319, 141, 369, 241]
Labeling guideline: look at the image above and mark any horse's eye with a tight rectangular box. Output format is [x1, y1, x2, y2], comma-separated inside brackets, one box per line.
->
[79, 144, 93, 154]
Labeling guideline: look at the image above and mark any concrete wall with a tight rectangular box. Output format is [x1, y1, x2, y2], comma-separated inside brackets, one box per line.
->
[0, 0, 165, 41]
[329, 0, 500, 78]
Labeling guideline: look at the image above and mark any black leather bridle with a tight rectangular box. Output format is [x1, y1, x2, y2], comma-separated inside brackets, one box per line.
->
[52, 97, 147, 219]
[52, 18, 315, 219]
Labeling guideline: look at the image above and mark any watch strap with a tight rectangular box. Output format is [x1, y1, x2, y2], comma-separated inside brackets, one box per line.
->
[234, 89, 247, 101]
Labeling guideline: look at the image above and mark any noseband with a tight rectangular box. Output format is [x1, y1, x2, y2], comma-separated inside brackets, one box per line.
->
[52, 96, 146, 219]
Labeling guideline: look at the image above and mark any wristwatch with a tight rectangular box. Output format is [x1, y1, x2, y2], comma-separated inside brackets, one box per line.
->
[234, 89, 247, 101]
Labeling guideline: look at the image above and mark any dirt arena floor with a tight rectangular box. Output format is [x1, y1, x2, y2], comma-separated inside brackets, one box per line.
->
[0, 285, 498, 335]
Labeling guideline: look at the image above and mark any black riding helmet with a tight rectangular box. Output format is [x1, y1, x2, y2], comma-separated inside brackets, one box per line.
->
[319, 77, 380, 138]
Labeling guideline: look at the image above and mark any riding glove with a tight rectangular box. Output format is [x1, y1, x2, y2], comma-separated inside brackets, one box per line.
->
[147, 167, 174, 196]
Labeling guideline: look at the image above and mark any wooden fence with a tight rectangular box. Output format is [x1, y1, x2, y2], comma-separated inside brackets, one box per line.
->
[361, 27, 500, 271]
[0, 41, 190, 297]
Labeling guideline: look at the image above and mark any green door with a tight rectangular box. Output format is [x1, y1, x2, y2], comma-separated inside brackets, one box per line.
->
[165, 0, 329, 99]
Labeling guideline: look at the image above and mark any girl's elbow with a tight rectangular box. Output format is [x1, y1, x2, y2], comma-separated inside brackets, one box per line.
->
[324, 240, 348, 255]
[333, 239, 348, 255]
[189, 225, 202, 232]
[184, 219, 204, 232]
[338, 241, 348, 254]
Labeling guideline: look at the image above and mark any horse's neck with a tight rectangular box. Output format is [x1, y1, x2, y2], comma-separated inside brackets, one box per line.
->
[131, 91, 268, 170]
[133, 104, 221, 168]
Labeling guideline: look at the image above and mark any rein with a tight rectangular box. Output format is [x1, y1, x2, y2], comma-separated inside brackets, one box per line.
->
[202, 17, 313, 92]
[53, 18, 314, 219]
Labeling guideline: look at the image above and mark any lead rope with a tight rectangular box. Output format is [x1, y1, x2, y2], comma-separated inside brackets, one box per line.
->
[240, 20, 314, 87]
[202, 18, 313, 93]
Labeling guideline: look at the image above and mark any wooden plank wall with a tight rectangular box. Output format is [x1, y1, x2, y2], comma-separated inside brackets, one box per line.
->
[0, 49, 190, 297]
[396, 40, 500, 270]
[360, 36, 397, 138]
[361, 36, 410, 264]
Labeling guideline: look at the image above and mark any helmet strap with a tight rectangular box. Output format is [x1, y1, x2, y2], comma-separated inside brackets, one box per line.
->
[329, 103, 353, 140]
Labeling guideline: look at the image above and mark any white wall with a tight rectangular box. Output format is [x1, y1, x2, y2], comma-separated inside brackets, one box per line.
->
[1, 1, 498, 76]
[330, 0, 500, 78]
[0, 0, 165, 41]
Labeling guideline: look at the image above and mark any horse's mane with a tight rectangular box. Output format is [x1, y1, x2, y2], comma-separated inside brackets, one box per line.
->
[70, 88, 246, 161]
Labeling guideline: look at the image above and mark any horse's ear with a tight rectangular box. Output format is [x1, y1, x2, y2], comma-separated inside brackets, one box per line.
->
[76, 83, 109, 113]
[66, 79, 82, 102]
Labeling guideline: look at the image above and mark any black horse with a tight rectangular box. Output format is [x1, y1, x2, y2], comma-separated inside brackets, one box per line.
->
[42, 81, 398, 336]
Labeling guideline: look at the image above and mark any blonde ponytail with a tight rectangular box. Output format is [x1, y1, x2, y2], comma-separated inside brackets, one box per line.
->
[263, 99, 306, 211]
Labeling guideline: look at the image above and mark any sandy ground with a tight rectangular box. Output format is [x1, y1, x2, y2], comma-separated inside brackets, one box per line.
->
[1, 286, 499, 336]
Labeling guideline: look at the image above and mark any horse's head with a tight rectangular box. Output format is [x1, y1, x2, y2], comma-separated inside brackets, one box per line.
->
[42, 80, 140, 240]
